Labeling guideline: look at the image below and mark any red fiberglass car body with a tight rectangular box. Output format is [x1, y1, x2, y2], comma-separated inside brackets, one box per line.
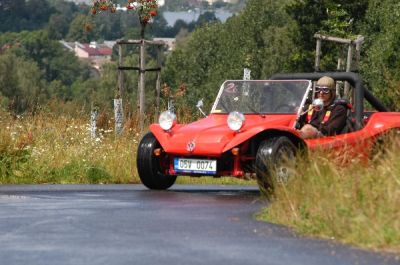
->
[136, 72, 400, 190]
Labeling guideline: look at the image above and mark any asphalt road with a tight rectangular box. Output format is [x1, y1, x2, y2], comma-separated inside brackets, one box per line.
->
[0, 184, 398, 265]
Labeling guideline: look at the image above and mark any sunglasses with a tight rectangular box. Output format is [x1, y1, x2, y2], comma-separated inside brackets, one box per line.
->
[315, 86, 332, 94]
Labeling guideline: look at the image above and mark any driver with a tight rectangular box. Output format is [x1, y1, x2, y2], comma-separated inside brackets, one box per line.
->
[297, 76, 347, 139]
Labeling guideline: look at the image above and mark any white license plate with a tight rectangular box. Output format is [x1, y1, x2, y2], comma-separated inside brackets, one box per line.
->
[174, 158, 217, 174]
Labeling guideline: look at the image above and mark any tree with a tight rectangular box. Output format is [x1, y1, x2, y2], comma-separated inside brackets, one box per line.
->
[0, 52, 47, 113]
[0, 0, 54, 33]
[0, 29, 91, 94]
[67, 14, 98, 42]
[162, 0, 297, 113]
[197, 11, 219, 26]
[285, 0, 368, 71]
[0, 0, 26, 32]
[47, 0, 80, 39]
[360, 0, 400, 110]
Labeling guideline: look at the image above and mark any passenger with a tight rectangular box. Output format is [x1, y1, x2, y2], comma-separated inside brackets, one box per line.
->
[298, 76, 347, 139]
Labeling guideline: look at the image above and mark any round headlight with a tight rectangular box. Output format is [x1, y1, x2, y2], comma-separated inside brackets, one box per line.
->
[159, 110, 176, 131]
[227, 111, 245, 131]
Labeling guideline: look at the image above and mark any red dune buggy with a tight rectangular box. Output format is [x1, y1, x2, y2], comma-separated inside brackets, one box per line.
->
[136, 72, 400, 191]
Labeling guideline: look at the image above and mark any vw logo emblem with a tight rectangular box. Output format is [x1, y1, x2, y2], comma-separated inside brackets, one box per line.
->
[187, 140, 195, 152]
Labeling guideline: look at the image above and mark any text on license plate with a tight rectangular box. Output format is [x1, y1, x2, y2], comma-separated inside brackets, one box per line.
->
[174, 158, 217, 174]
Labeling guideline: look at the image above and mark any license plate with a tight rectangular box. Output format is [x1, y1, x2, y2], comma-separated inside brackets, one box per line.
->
[174, 158, 217, 174]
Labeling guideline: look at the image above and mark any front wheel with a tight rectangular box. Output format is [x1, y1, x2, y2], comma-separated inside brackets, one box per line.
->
[255, 136, 297, 196]
[136, 132, 177, 190]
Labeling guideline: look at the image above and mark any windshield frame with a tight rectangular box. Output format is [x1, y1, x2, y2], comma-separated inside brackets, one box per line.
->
[210, 80, 312, 116]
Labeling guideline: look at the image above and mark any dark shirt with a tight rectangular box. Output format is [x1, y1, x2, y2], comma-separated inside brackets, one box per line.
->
[298, 100, 348, 136]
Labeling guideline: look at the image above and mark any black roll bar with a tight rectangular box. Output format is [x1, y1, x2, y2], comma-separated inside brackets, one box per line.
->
[270, 72, 389, 130]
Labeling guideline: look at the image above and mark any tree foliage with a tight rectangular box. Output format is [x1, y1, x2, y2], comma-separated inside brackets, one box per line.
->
[0, 52, 46, 113]
[162, 0, 400, 113]
[0, 0, 54, 33]
[2, 0, 400, 116]
[0, 30, 91, 113]
[360, 0, 400, 110]
[285, 0, 368, 72]
[162, 0, 296, 111]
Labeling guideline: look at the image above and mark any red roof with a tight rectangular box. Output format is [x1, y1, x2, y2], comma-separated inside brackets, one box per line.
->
[82, 44, 112, 56]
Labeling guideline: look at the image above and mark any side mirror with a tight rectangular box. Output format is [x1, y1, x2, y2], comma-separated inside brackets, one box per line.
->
[196, 99, 207, 117]
[196, 99, 203, 108]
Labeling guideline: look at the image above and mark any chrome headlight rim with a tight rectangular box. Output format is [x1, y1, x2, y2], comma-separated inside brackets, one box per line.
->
[159, 110, 176, 131]
[227, 111, 245, 131]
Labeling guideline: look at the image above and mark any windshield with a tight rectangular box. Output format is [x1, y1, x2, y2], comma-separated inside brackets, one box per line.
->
[211, 80, 311, 115]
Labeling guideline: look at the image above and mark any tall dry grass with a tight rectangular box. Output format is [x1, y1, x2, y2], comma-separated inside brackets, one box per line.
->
[0, 109, 254, 186]
[258, 138, 400, 252]
[0, 110, 139, 184]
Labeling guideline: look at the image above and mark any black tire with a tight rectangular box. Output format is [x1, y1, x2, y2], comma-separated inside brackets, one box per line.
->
[137, 132, 177, 190]
[255, 136, 297, 196]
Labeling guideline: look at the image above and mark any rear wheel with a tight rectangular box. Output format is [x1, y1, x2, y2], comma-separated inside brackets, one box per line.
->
[255, 136, 297, 196]
[137, 132, 177, 190]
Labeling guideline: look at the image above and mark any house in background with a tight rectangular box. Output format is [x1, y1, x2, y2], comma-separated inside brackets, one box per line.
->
[60, 40, 114, 73]
[74, 41, 113, 72]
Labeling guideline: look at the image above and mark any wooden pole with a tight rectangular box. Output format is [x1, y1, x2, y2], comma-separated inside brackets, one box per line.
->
[139, 39, 146, 132]
[90, 106, 98, 139]
[315, 39, 321, 72]
[355, 41, 362, 71]
[344, 44, 353, 98]
[155, 46, 162, 122]
[115, 44, 124, 136]
[345, 44, 353, 72]
[335, 57, 343, 97]
[314, 34, 353, 44]
[118, 44, 124, 98]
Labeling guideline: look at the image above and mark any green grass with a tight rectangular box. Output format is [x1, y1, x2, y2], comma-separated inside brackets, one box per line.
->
[0, 111, 140, 184]
[0, 110, 253, 186]
[257, 142, 400, 253]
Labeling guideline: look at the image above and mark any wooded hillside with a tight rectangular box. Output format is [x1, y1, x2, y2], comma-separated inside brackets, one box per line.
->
[1, 0, 400, 116]
[163, 0, 400, 113]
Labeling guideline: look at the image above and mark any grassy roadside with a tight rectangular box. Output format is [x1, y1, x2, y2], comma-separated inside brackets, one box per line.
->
[0, 111, 138, 184]
[0, 110, 253, 186]
[257, 144, 400, 253]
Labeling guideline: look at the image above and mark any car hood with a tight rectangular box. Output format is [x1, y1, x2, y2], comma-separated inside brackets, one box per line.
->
[150, 114, 296, 156]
